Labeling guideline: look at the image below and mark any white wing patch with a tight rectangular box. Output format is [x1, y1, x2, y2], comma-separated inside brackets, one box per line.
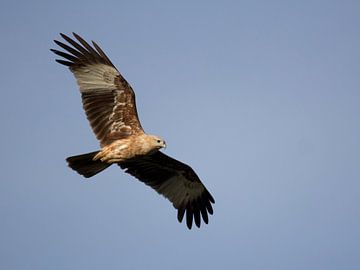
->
[72, 64, 118, 92]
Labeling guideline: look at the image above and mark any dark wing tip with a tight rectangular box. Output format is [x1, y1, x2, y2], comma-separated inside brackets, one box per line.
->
[72, 32, 80, 38]
[118, 152, 214, 230]
[186, 209, 193, 230]
[52, 32, 114, 68]
[194, 209, 201, 228]
[55, 59, 73, 66]
[180, 190, 215, 229]
[60, 32, 69, 39]
[209, 192, 215, 204]
[200, 207, 209, 224]
[177, 207, 185, 223]
[206, 200, 214, 215]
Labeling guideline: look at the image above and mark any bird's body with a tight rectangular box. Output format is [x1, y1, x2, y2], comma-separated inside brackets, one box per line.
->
[93, 134, 166, 163]
[51, 33, 214, 229]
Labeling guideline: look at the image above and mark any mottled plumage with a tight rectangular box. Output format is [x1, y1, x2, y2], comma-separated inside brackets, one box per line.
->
[52, 33, 215, 229]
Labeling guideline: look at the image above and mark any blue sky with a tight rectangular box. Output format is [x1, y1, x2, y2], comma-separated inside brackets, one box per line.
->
[1, 0, 359, 269]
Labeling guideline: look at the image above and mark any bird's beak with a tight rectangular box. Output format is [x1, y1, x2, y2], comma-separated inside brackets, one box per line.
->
[163, 142, 167, 149]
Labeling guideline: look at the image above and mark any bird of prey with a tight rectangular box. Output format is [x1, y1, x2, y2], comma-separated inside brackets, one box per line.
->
[51, 33, 215, 229]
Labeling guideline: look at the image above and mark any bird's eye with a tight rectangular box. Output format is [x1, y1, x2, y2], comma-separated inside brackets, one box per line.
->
[157, 140, 161, 143]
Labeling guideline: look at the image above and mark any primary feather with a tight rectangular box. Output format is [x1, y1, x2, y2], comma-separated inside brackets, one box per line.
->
[52, 33, 215, 229]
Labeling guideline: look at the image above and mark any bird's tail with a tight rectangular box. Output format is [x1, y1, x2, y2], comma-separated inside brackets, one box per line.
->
[66, 151, 111, 178]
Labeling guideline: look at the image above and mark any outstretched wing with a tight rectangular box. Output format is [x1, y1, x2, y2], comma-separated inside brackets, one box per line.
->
[119, 151, 215, 229]
[51, 33, 144, 146]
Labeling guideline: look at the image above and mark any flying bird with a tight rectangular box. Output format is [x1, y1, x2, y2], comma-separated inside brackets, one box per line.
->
[51, 33, 215, 229]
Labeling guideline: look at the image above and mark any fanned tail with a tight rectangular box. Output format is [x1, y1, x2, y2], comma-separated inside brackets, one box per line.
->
[66, 151, 111, 178]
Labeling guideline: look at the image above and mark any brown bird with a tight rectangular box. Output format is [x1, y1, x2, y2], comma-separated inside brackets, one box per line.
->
[51, 33, 215, 229]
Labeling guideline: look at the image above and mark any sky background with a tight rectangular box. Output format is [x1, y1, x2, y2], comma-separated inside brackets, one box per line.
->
[1, 0, 359, 269]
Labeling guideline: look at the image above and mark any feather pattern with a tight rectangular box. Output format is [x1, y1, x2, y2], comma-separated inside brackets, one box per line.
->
[52, 33, 215, 229]
[119, 151, 215, 229]
[52, 33, 143, 146]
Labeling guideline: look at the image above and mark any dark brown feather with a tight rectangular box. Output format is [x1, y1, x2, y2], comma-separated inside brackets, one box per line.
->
[54, 39, 83, 58]
[52, 33, 215, 229]
[73, 32, 100, 57]
[52, 33, 144, 146]
[92, 40, 115, 66]
[66, 151, 111, 178]
[119, 151, 215, 229]
[51, 49, 77, 62]
[55, 59, 72, 66]
[60, 33, 91, 58]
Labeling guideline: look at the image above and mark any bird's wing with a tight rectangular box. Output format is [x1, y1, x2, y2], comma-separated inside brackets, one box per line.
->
[51, 33, 144, 146]
[119, 151, 215, 229]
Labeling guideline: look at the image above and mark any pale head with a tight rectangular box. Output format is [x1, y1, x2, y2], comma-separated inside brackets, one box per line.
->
[148, 134, 166, 150]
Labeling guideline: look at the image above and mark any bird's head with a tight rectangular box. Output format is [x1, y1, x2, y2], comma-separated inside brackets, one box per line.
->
[149, 135, 166, 150]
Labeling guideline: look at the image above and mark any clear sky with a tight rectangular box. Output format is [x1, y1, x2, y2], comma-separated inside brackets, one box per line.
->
[1, 0, 359, 269]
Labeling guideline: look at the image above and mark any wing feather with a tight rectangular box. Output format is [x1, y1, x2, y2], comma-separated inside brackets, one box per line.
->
[119, 151, 215, 229]
[54, 40, 83, 58]
[52, 33, 144, 146]
[52, 33, 215, 229]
